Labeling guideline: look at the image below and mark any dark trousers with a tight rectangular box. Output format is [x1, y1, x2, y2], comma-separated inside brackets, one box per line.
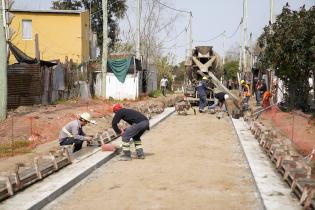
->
[122, 120, 149, 143]
[199, 95, 207, 111]
[59, 137, 83, 153]
[161, 86, 167, 96]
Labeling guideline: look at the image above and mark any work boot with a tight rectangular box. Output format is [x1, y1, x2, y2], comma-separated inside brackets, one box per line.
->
[119, 150, 132, 161]
[119, 142, 131, 161]
[136, 148, 145, 159]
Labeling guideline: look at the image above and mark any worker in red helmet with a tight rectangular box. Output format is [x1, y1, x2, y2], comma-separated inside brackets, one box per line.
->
[112, 104, 150, 161]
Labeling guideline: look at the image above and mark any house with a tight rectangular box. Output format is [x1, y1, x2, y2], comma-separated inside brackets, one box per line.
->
[9, 9, 90, 64]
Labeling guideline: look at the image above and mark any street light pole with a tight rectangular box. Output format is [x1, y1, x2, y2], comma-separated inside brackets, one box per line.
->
[101, 0, 107, 98]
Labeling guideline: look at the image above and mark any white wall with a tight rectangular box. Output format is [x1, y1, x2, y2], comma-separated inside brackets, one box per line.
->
[106, 73, 140, 100]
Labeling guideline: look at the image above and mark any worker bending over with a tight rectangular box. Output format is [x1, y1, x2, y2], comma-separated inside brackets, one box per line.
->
[59, 113, 96, 153]
[112, 104, 150, 161]
[208, 92, 229, 113]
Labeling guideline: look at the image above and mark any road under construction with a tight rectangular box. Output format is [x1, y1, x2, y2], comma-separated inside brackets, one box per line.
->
[1, 104, 309, 210]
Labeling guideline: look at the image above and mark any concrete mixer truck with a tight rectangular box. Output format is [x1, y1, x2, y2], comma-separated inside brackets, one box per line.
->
[184, 46, 239, 105]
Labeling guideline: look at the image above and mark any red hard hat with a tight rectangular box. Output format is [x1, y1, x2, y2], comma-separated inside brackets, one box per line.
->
[113, 104, 122, 112]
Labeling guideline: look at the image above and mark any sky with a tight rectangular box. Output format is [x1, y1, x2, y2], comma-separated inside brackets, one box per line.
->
[13, 0, 315, 64]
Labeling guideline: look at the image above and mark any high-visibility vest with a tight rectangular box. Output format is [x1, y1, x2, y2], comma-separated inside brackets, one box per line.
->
[243, 84, 251, 97]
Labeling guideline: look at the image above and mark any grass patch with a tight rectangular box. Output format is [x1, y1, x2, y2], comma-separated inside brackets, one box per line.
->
[149, 90, 162, 98]
[53, 99, 67, 105]
[0, 140, 32, 157]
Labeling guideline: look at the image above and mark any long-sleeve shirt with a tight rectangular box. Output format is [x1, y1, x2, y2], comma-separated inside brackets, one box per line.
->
[197, 81, 208, 96]
[59, 120, 86, 141]
[214, 92, 226, 103]
[112, 108, 149, 135]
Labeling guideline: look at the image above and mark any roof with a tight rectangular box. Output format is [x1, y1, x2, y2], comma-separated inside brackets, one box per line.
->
[11, 9, 84, 14]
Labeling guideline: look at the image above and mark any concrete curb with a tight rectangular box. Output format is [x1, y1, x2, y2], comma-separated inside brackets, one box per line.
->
[230, 117, 300, 210]
[0, 107, 175, 210]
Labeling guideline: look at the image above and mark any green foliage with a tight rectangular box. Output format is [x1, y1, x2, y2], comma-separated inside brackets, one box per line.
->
[173, 61, 185, 82]
[52, 0, 81, 9]
[224, 60, 239, 80]
[148, 90, 162, 98]
[52, 0, 127, 52]
[155, 56, 174, 89]
[258, 4, 315, 110]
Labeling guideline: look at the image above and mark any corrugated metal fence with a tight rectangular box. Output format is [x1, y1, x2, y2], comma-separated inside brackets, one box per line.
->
[8, 64, 42, 109]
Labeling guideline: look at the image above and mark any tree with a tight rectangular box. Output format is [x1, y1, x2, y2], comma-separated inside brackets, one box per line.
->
[173, 61, 185, 83]
[258, 4, 315, 111]
[224, 60, 239, 80]
[52, 0, 127, 51]
[52, 0, 82, 10]
[155, 55, 174, 90]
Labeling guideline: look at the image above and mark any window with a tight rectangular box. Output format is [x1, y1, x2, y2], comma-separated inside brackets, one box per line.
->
[22, 20, 32, 40]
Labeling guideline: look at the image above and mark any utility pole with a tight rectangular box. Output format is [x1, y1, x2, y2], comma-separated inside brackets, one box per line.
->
[101, 0, 107, 97]
[0, 0, 7, 121]
[242, 0, 248, 74]
[222, 30, 226, 66]
[239, 18, 243, 74]
[89, 0, 92, 60]
[135, 0, 141, 60]
[269, 0, 274, 24]
[188, 11, 192, 59]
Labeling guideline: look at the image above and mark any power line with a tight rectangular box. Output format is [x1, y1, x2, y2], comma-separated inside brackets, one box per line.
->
[227, 18, 242, 39]
[159, 45, 186, 50]
[194, 18, 242, 43]
[153, 0, 191, 14]
[194, 31, 225, 43]
[164, 28, 186, 43]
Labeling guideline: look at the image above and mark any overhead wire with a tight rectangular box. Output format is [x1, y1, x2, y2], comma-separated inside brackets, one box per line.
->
[164, 28, 186, 43]
[226, 18, 243, 39]
[194, 18, 242, 43]
[153, 0, 191, 14]
[194, 31, 225, 43]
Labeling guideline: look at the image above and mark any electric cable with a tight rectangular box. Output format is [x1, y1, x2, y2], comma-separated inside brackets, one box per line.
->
[153, 0, 191, 14]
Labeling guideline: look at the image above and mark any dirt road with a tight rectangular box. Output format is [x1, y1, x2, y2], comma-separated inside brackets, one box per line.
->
[45, 110, 262, 210]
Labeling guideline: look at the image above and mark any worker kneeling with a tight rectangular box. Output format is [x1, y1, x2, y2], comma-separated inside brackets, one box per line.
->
[59, 113, 96, 153]
[112, 104, 150, 161]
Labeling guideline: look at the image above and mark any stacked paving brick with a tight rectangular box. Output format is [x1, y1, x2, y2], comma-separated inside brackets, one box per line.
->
[250, 121, 315, 209]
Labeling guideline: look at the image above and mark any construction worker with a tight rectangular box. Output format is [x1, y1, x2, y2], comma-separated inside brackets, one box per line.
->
[240, 79, 251, 105]
[208, 92, 229, 113]
[198, 76, 209, 113]
[59, 112, 96, 153]
[112, 104, 149, 161]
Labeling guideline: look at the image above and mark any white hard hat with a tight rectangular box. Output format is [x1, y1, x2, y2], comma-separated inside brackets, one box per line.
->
[224, 94, 229, 100]
[80, 112, 96, 124]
